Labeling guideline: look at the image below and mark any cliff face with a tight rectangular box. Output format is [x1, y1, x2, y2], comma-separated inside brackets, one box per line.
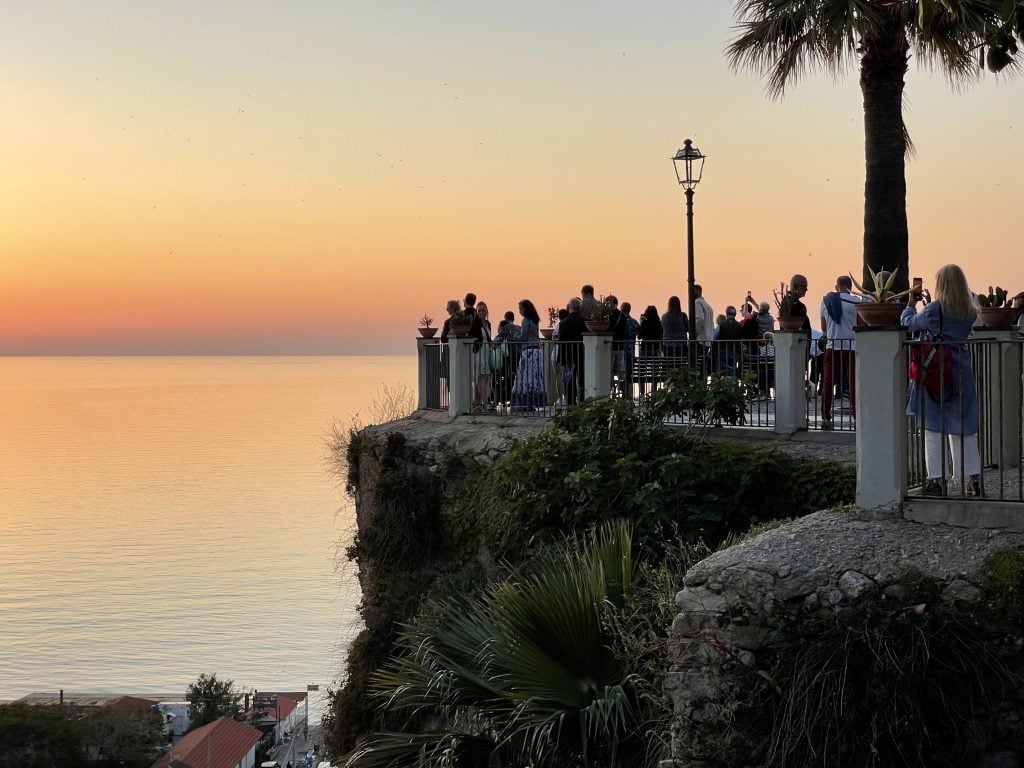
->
[327, 413, 547, 755]
[333, 411, 1024, 766]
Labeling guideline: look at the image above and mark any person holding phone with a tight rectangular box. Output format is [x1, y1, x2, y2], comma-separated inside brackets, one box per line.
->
[819, 275, 864, 429]
[902, 265, 980, 496]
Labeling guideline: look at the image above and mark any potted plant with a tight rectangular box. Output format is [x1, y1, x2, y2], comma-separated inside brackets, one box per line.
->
[418, 313, 437, 338]
[584, 296, 614, 333]
[851, 265, 912, 326]
[976, 286, 1015, 326]
[448, 308, 472, 337]
[542, 305, 558, 339]
[773, 284, 805, 331]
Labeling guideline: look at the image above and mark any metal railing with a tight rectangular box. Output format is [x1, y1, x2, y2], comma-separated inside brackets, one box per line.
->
[905, 334, 1023, 501]
[806, 338, 857, 432]
[420, 340, 450, 412]
[624, 339, 777, 429]
[417, 331, 817, 436]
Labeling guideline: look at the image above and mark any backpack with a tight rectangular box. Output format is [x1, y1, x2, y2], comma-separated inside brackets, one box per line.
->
[908, 305, 955, 400]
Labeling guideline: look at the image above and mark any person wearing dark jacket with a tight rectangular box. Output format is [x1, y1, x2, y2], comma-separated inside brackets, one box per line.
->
[788, 274, 812, 332]
[557, 298, 588, 405]
[715, 306, 743, 376]
[605, 295, 628, 393]
[639, 305, 663, 357]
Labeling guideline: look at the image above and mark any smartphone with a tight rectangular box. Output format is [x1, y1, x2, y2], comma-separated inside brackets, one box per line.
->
[912, 276, 923, 298]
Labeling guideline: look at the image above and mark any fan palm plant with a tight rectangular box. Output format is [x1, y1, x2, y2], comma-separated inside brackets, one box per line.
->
[347, 522, 664, 768]
[727, 0, 1023, 294]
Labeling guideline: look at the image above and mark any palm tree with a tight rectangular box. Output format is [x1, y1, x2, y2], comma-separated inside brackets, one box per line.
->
[346, 522, 669, 768]
[727, 0, 1023, 292]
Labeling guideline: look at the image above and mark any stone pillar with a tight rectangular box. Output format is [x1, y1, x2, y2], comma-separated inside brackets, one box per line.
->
[583, 333, 612, 400]
[448, 338, 474, 417]
[416, 337, 437, 410]
[974, 328, 1022, 467]
[772, 330, 808, 436]
[855, 327, 905, 512]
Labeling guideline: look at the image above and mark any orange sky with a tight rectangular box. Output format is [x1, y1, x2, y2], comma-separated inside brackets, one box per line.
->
[2, 1, 1022, 354]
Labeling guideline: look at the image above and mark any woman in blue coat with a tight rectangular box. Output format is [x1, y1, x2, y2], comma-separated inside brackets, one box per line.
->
[901, 264, 981, 496]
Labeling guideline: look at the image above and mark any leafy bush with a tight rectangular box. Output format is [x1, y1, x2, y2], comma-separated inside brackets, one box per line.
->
[645, 368, 756, 426]
[463, 397, 854, 560]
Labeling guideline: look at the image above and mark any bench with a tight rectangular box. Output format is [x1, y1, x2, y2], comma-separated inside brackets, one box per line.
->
[631, 356, 689, 399]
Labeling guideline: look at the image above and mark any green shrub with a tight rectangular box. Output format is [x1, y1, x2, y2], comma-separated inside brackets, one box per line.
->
[462, 397, 854, 561]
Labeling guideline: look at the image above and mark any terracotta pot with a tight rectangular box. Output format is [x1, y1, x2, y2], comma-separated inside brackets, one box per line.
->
[540, 328, 554, 339]
[585, 320, 611, 333]
[777, 316, 805, 331]
[856, 302, 904, 327]
[449, 321, 472, 337]
[977, 307, 1016, 327]
[418, 327, 438, 338]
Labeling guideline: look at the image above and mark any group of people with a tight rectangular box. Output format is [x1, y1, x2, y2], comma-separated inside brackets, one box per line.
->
[432, 274, 1024, 441]
[435, 284, 776, 411]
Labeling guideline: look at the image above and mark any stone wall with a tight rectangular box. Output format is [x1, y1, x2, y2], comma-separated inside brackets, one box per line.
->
[665, 508, 1024, 767]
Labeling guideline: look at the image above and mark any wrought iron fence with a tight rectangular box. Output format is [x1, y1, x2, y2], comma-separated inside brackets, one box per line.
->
[480, 339, 585, 418]
[806, 338, 857, 432]
[625, 339, 776, 429]
[905, 335, 1023, 501]
[421, 340, 449, 412]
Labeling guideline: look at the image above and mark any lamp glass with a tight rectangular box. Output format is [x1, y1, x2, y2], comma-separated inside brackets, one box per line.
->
[672, 139, 705, 190]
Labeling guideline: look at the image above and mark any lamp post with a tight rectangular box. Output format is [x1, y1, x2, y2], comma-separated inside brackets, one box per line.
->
[672, 138, 706, 341]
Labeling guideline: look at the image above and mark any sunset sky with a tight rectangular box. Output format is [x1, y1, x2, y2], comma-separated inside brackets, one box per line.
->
[3, 1, 1022, 355]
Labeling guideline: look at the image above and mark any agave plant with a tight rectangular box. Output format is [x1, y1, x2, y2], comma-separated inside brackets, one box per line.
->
[850, 265, 913, 304]
[346, 522, 664, 768]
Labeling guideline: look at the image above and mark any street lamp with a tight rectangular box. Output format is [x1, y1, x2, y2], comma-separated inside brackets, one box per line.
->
[672, 138, 706, 341]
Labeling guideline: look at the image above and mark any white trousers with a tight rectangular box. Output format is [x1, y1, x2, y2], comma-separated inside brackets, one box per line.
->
[924, 429, 981, 480]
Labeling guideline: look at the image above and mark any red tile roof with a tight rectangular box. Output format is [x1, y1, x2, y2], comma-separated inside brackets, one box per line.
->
[103, 695, 159, 711]
[151, 717, 262, 768]
[276, 695, 299, 720]
[250, 692, 304, 721]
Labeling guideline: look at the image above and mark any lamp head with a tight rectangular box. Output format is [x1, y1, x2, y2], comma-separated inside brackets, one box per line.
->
[672, 138, 705, 190]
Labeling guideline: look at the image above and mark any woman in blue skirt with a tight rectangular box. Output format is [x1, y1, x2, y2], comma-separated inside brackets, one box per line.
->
[511, 299, 547, 410]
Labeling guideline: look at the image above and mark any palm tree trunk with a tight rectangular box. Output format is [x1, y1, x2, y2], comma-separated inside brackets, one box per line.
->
[860, 10, 910, 292]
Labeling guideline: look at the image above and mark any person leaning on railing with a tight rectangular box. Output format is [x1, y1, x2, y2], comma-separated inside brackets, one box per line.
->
[901, 264, 982, 497]
[1013, 291, 1024, 333]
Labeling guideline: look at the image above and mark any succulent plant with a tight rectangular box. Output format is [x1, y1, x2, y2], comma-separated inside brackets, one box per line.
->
[977, 286, 1009, 308]
[850, 265, 913, 303]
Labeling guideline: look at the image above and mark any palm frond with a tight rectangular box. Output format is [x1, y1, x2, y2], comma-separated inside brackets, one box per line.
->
[726, 0, 869, 96]
[913, 0, 1023, 82]
[362, 521, 654, 768]
[345, 731, 497, 768]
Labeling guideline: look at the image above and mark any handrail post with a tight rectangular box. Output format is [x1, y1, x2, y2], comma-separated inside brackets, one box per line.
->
[583, 334, 612, 400]
[854, 327, 906, 512]
[448, 338, 474, 416]
[772, 330, 808, 435]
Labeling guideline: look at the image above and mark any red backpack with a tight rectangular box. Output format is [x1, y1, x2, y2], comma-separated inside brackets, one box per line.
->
[908, 305, 955, 400]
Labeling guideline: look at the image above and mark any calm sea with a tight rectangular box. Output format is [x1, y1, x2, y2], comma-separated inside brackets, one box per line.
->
[0, 356, 416, 716]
